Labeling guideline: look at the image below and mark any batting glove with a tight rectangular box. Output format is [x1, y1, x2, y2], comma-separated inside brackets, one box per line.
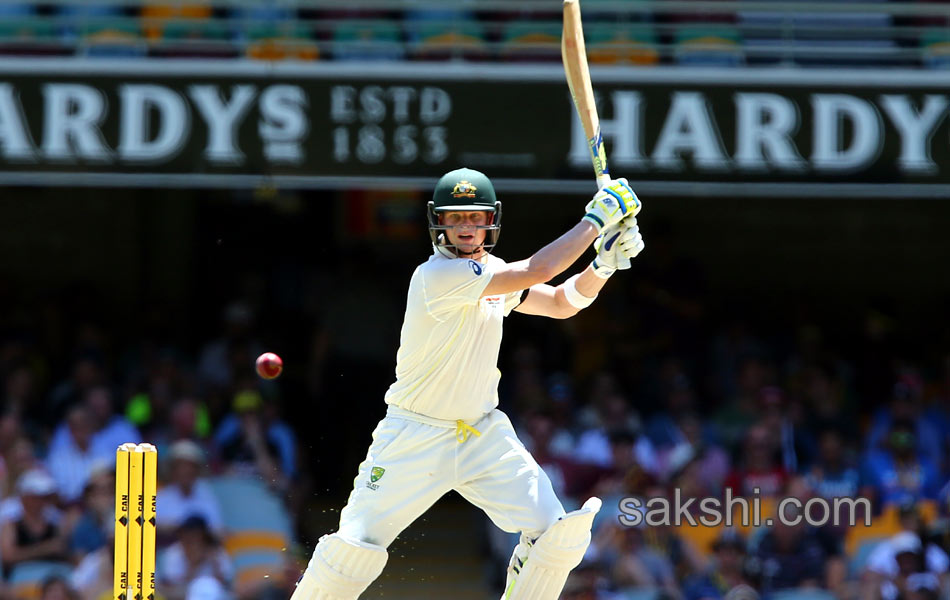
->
[582, 178, 641, 233]
[591, 218, 645, 278]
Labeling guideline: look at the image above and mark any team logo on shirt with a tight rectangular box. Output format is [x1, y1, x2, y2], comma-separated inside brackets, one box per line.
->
[367, 466, 385, 490]
[469, 260, 482, 275]
[452, 181, 477, 198]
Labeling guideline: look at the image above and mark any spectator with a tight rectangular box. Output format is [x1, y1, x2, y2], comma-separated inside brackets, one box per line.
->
[863, 525, 949, 598]
[749, 505, 835, 595]
[40, 576, 76, 600]
[724, 424, 787, 499]
[214, 388, 292, 490]
[807, 428, 861, 500]
[48, 386, 141, 469]
[150, 397, 213, 458]
[197, 301, 263, 394]
[47, 356, 106, 426]
[574, 393, 657, 475]
[68, 462, 114, 561]
[861, 419, 941, 507]
[798, 361, 859, 442]
[157, 515, 234, 600]
[712, 354, 772, 448]
[661, 412, 730, 491]
[2, 362, 38, 418]
[0, 435, 44, 512]
[46, 405, 99, 505]
[867, 374, 944, 474]
[591, 429, 656, 501]
[156, 440, 225, 543]
[0, 414, 30, 498]
[70, 520, 114, 600]
[593, 519, 681, 597]
[756, 386, 816, 473]
[682, 529, 754, 600]
[644, 360, 702, 449]
[0, 470, 70, 574]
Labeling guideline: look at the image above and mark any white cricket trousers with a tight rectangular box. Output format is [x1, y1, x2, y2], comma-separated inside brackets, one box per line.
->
[337, 405, 566, 548]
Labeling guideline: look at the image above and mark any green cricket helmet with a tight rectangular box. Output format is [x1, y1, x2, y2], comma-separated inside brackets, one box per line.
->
[427, 167, 502, 254]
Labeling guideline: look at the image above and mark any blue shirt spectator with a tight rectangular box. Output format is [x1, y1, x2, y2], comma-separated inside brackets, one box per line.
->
[214, 390, 297, 481]
[68, 463, 114, 557]
[48, 386, 141, 468]
[807, 429, 861, 500]
[46, 405, 99, 504]
[867, 376, 944, 473]
[862, 420, 941, 506]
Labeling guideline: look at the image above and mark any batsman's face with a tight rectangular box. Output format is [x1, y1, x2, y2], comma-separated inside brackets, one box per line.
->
[442, 211, 489, 257]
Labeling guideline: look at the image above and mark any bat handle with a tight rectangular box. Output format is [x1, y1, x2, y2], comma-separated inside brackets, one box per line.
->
[596, 173, 611, 190]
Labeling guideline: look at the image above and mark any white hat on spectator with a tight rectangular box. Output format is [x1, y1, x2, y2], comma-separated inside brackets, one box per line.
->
[17, 469, 57, 496]
[169, 439, 205, 464]
[891, 531, 922, 555]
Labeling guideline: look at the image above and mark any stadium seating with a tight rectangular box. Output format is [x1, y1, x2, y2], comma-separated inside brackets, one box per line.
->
[142, 2, 213, 41]
[405, 9, 488, 61]
[0, 4, 66, 57]
[922, 32, 950, 68]
[586, 23, 659, 66]
[332, 20, 404, 61]
[0, 0, 944, 67]
[738, 0, 898, 66]
[151, 19, 235, 59]
[77, 18, 148, 59]
[244, 23, 318, 61]
[500, 22, 562, 63]
[672, 25, 744, 67]
[208, 475, 294, 590]
[229, 1, 317, 61]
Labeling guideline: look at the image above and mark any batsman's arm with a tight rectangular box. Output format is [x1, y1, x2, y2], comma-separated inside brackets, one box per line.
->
[481, 220, 599, 297]
[514, 264, 607, 319]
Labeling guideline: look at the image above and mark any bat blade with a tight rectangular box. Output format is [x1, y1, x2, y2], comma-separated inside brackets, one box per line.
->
[562, 0, 610, 189]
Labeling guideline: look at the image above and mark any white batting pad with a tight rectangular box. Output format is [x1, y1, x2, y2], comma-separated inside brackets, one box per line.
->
[291, 533, 388, 600]
[504, 497, 602, 600]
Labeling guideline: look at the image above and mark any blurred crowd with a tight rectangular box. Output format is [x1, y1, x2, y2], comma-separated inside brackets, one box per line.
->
[1, 220, 949, 600]
[490, 284, 950, 600]
[0, 296, 306, 600]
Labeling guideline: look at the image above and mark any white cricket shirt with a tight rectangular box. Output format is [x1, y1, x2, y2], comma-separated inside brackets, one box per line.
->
[384, 246, 523, 422]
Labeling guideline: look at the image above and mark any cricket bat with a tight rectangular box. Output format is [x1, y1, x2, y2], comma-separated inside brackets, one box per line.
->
[562, 0, 610, 190]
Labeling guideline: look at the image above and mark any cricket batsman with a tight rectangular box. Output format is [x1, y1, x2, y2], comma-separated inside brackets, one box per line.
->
[291, 167, 644, 600]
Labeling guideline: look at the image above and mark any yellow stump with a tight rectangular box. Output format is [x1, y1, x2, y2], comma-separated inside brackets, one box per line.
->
[113, 443, 135, 600]
[141, 444, 158, 600]
[115, 443, 158, 600]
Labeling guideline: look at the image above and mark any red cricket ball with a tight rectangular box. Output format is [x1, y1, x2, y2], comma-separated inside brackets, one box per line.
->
[256, 352, 283, 380]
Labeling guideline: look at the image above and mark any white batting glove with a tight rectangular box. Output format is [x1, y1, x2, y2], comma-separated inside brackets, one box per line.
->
[591, 218, 645, 278]
[582, 178, 641, 233]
